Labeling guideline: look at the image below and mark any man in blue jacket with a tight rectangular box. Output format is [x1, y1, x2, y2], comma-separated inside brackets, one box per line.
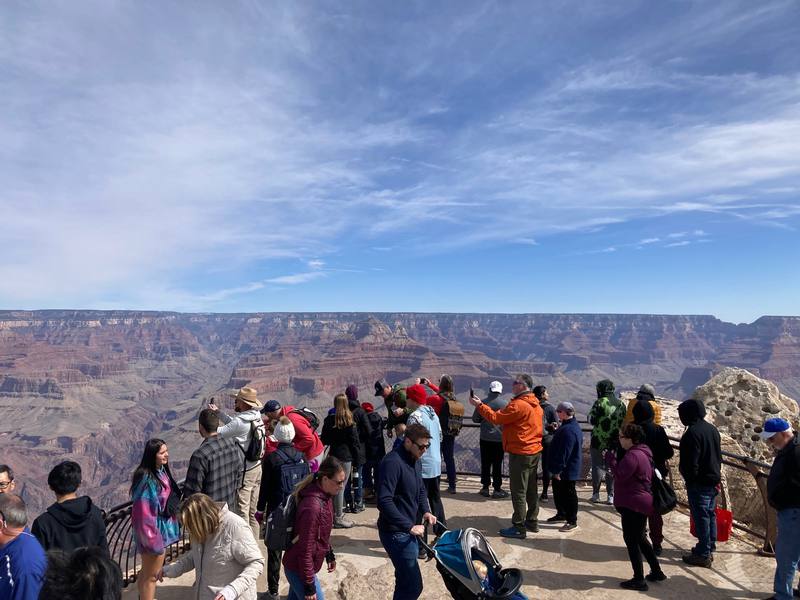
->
[546, 402, 583, 532]
[377, 422, 438, 600]
[0, 494, 47, 600]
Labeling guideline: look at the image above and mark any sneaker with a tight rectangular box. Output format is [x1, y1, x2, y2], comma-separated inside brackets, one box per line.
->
[352, 503, 365, 514]
[343, 505, 354, 514]
[589, 493, 601, 503]
[653, 544, 662, 556]
[682, 553, 713, 568]
[524, 520, 539, 533]
[257, 593, 278, 600]
[418, 548, 428, 560]
[605, 495, 614, 505]
[499, 526, 526, 539]
[619, 578, 648, 591]
[447, 487, 457, 494]
[333, 519, 354, 529]
[479, 487, 491, 497]
[539, 493, 549, 501]
[546, 514, 566, 523]
[645, 570, 667, 582]
[559, 522, 578, 532]
[491, 489, 509, 499]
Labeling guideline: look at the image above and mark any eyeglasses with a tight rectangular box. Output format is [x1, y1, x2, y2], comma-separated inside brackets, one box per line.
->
[412, 440, 431, 451]
[512, 380, 523, 386]
[0, 480, 13, 490]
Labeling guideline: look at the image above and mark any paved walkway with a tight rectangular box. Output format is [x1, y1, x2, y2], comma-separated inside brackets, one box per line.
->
[126, 476, 776, 599]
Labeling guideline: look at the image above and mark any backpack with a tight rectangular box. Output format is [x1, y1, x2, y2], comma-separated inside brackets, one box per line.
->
[275, 449, 310, 504]
[265, 494, 297, 550]
[441, 395, 465, 437]
[290, 407, 321, 431]
[241, 419, 266, 462]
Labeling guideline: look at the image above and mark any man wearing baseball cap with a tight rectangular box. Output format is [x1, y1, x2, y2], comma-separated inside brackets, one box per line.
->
[761, 417, 800, 600]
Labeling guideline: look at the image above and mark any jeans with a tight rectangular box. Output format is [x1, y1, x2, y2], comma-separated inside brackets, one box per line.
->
[774, 508, 800, 600]
[379, 529, 424, 600]
[333, 461, 352, 520]
[267, 548, 282, 595]
[508, 452, 540, 528]
[590, 447, 613, 497]
[687, 484, 718, 557]
[619, 507, 661, 581]
[552, 478, 578, 524]
[441, 435, 456, 489]
[285, 567, 324, 600]
[479, 440, 504, 491]
[345, 464, 363, 507]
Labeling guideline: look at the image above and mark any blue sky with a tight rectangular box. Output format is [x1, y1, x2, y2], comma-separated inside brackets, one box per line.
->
[1, 1, 799, 323]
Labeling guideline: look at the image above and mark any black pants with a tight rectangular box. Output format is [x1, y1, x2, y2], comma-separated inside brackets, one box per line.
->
[479, 440, 504, 491]
[540, 443, 551, 495]
[552, 478, 578, 524]
[420, 476, 447, 546]
[619, 507, 661, 581]
[267, 548, 282, 595]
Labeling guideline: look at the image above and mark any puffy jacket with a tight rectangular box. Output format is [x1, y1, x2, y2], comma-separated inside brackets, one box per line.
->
[624, 395, 663, 425]
[678, 399, 722, 487]
[407, 405, 442, 479]
[613, 443, 654, 515]
[632, 401, 674, 475]
[321, 415, 362, 466]
[217, 408, 265, 471]
[471, 392, 509, 443]
[476, 391, 543, 455]
[348, 397, 373, 465]
[283, 481, 335, 595]
[767, 433, 800, 511]
[162, 504, 263, 600]
[280, 405, 325, 461]
[546, 417, 583, 480]
[31, 496, 108, 554]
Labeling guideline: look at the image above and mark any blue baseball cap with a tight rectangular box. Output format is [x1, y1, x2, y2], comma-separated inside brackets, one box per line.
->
[761, 418, 791, 440]
[262, 400, 281, 414]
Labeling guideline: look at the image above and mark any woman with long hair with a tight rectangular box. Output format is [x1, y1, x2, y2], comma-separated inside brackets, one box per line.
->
[130, 438, 181, 600]
[320, 393, 361, 528]
[613, 423, 666, 591]
[160, 493, 263, 599]
[282, 456, 342, 600]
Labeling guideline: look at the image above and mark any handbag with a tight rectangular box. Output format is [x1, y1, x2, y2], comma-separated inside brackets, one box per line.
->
[651, 467, 677, 515]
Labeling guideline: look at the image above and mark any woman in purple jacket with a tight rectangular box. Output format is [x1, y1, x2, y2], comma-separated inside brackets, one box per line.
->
[282, 456, 342, 600]
[613, 423, 665, 591]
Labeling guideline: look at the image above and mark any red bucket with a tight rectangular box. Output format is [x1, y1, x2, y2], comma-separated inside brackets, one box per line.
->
[690, 507, 733, 542]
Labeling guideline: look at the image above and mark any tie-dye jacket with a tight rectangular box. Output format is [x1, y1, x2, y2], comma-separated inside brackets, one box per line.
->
[131, 468, 181, 555]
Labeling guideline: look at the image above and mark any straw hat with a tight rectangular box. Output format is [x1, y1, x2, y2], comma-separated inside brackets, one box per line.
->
[232, 386, 262, 409]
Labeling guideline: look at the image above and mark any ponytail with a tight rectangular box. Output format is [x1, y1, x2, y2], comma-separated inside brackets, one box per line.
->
[292, 455, 343, 501]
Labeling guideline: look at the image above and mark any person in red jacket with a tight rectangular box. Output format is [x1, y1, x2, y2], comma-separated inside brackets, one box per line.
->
[262, 400, 325, 472]
[282, 456, 342, 600]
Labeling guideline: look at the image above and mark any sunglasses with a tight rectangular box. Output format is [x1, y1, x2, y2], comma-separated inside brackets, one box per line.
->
[412, 440, 431, 451]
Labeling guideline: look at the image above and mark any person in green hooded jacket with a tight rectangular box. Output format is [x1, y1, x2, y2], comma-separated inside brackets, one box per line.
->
[588, 379, 625, 504]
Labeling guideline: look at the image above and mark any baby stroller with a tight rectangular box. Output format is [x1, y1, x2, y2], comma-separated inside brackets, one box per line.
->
[420, 526, 525, 600]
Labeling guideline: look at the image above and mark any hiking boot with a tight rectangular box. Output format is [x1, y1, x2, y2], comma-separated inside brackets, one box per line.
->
[499, 526, 526, 539]
[491, 489, 509, 499]
[619, 578, 648, 591]
[682, 553, 713, 568]
[559, 522, 578, 532]
[546, 513, 566, 523]
[589, 493, 601, 503]
[333, 518, 354, 529]
[539, 492, 549, 501]
[479, 487, 491, 497]
[645, 570, 667, 582]
[524, 520, 539, 533]
[653, 544, 662, 556]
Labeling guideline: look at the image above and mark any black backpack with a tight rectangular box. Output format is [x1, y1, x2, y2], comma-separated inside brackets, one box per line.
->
[275, 449, 309, 504]
[290, 407, 321, 431]
[265, 494, 297, 550]
[241, 419, 266, 462]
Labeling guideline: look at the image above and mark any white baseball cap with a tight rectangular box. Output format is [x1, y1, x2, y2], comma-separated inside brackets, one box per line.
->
[489, 381, 503, 393]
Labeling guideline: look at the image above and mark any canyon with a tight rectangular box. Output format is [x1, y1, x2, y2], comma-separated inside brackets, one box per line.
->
[1, 310, 799, 515]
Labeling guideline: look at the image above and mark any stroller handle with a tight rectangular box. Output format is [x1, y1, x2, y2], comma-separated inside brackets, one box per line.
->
[417, 521, 448, 557]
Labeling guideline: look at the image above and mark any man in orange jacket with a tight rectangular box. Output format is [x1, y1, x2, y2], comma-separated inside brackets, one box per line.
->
[470, 373, 543, 539]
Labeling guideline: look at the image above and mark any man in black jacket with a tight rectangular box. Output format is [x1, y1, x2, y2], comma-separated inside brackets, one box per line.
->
[761, 417, 800, 600]
[534, 386, 559, 502]
[344, 384, 373, 513]
[678, 398, 721, 568]
[31, 461, 108, 554]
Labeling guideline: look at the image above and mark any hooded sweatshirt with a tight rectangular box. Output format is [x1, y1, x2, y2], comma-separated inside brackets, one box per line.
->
[678, 399, 721, 487]
[476, 391, 543, 455]
[632, 401, 674, 475]
[767, 433, 800, 511]
[31, 496, 108, 553]
[589, 379, 625, 451]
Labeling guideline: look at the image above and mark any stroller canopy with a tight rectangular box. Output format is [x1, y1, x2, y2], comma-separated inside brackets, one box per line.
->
[434, 528, 504, 596]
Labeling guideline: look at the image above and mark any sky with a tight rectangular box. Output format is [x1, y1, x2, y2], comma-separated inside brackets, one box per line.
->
[1, 1, 799, 324]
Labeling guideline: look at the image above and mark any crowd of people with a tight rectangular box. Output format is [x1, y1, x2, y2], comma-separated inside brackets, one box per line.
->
[0, 375, 798, 600]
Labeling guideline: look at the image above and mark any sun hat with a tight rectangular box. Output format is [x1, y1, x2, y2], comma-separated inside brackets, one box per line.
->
[232, 386, 262, 409]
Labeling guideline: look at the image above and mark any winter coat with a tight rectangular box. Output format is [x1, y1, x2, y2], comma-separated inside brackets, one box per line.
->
[767, 433, 800, 511]
[31, 496, 108, 554]
[365, 411, 386, 460]
[613, 443, 654, 515]
[162, 504, 264, 600]
[632, 401, 674, 475]
[589, 383, 625, 451]
[348, 397, 373, 465]
[282, 481, 335, 596]
[131, 468, 181, 555]
[377, 443, 430, 534]
[471, 392, 509, 443]
[540, 400, 559, 446]
[476, 391, 543, 455]
[546, 417, 583, 481]
[678, 399, 722, 487]
[217, 408, 265, 471]
[407, 405, 443, 479]
[0, 530, 46, 600]
[280, 405, 325, 461]
[321, 415, 363, 466]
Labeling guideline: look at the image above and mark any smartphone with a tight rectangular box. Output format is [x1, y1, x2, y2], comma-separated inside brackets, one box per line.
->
[469, 386, 474, 399]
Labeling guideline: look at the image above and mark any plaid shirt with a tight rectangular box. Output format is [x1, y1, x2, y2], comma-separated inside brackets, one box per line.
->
[183, 435, 244, 507]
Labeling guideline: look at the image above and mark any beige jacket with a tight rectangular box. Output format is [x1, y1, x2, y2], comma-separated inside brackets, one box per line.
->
[162, 504, 264, 600]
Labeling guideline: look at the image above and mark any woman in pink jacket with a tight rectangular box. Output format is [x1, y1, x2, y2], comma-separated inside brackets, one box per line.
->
[282, 456, 342, 600]
[613, 423, 665, 591]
